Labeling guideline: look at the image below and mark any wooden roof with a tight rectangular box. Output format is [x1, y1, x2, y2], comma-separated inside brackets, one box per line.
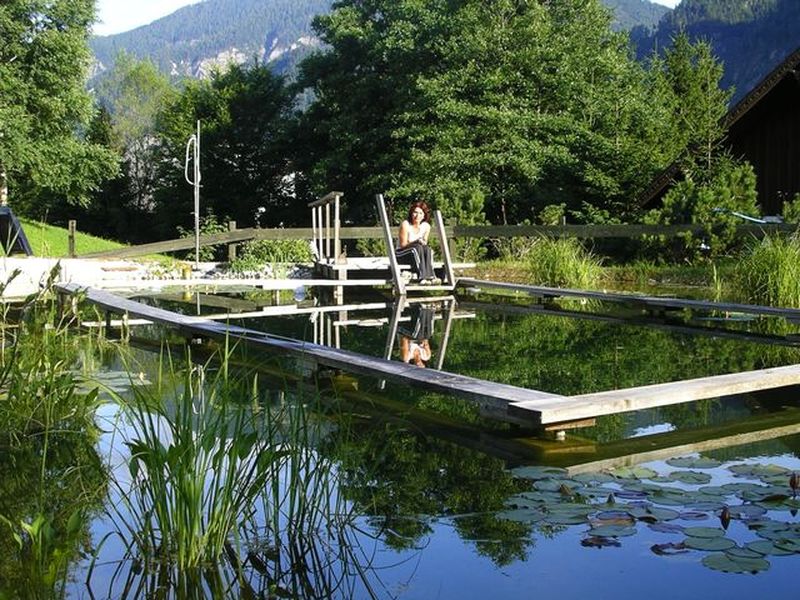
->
[638, 45, 800, 209]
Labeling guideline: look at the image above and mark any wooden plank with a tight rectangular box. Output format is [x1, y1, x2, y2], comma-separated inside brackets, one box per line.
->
[308, 190, 345, 208]
[509, 363, 800, 425]
[375, 194, 405, 295]
[59, 284, 562, 419]
[459, 299, 800, 348]
[433, 209, 456, 287]
[459, 278, 800, 320]
[452, 222, 796, 239]
[95, 278, 391, 292]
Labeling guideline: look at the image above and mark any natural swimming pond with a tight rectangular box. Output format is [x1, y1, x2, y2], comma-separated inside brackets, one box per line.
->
[3, 286, 800, 598]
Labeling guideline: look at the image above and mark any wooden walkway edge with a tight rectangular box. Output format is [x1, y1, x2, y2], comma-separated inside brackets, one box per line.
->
[458, 278, 800, 321]
[58, 284, 559, 422]
[509, 364, 800, 425]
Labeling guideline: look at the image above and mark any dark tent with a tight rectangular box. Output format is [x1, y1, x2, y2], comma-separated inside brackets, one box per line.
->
[0, 206, 33, 256]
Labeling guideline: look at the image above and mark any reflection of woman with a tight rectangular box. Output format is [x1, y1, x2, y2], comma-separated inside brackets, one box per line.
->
[399, 305, 435, 367]
[396, 201, 439, 284]
[400, 335, 431, 367]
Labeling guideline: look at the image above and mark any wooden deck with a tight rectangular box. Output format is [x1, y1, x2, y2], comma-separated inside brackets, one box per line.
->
[59, 282, 800, 430]
[509, 364, 800, 425]
[58, 284, 558, 423]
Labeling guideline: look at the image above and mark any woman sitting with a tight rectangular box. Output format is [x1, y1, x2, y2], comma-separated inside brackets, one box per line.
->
[395, 201, 440, 284]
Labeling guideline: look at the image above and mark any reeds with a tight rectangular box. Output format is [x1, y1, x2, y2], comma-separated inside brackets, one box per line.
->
[102, 343, 372, 598]
[523, 237, 603, 289]
[732, 234, 800, 307]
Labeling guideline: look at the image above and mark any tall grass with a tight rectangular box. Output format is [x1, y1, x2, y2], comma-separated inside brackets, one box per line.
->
[101, 342, 372, 598]
[0, 268, 104, 600]
[105, 346, 284, 571]
[732, 234, 800, 307]
[521, 237, 602, 289]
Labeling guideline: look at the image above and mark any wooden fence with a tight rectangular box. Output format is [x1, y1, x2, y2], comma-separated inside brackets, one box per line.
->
[75, 221, 798, 260]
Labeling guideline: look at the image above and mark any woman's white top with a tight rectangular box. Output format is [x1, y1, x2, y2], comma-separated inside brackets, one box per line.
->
[400, 220, 430, 246]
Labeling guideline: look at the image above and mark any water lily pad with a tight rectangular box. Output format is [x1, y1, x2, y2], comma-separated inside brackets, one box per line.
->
[588, 524, 637, 538]
[648, 522, 685, 534]
[511, 466, 568, 480]
[728, 463, 790, 478]
[628, 506, 680, 522]
[773, 538, 800, 553]
[667, 456, 721, 469]
[544, 513, 589, 526]
[685, 500, 726, 512]
[684, 536, 736, 551]
[669, 471, 712, 485]
[497, 508, 546, 523]
[722, 482, 765, 494]
[594, 510, 634, 522]
[745, 540, 796, 556]
[611, 489, 649, 500]
[727, 505, 766, 520]
[678, 511, 710, 521]
[702, 553, 770, 573]
[741, 485, 791, 502]
[684, 526, 725, 538]
[651, 542, 688, 555]
[572, 472, 616, 484]
[611, 466, 658, 480]
[725, 546, 764, 560]
[698, 486, 731, 497]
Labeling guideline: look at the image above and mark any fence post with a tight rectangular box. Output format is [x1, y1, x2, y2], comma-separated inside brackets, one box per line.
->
[68, 220, 76, 258]
[227, 220, 237, 262]
[448, 217, 458, 260]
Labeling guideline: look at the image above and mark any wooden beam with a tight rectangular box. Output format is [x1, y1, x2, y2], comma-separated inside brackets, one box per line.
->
[59, 284, 563, 422]
[509, 364, 800, 425]
[458, 278, 800, 321]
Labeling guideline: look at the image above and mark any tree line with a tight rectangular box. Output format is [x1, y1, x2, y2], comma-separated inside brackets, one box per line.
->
[1, 0, 763, 259]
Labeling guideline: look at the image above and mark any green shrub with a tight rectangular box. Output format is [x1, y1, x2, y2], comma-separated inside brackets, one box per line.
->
[177, 212, 228, 261]
[230, 238, 313, 273]
[643, 158, 759, 262]
[732, 234, 800, 307]
[781, 193, 800, 224]
[525, 237, 602, 289]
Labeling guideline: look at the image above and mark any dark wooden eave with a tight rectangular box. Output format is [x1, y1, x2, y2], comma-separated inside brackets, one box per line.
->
[637, 45, 800, 210]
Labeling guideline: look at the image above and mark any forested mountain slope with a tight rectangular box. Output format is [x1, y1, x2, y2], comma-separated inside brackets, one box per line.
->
[90, 0, 670, 79]
[90, 0, 330, 79]
[639, 0, 800, 103]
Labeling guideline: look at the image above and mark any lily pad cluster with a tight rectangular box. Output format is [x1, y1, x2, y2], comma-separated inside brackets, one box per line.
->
[499, 458, 800, 574]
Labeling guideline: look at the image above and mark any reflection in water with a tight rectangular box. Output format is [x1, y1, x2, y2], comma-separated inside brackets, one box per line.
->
[8, 287, 800, 597]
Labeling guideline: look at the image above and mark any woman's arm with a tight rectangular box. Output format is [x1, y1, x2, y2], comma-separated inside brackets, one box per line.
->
[420, 222, 430, 244]
[398, 221, 410, 248]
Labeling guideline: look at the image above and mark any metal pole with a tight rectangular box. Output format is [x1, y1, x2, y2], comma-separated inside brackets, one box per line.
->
[184, 121, 202, 269]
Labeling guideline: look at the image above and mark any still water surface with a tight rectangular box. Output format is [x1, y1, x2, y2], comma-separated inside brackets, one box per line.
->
[5, 289, 800, 598]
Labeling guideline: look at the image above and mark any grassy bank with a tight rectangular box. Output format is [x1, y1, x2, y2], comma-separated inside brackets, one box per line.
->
[19, 219, 126, 257]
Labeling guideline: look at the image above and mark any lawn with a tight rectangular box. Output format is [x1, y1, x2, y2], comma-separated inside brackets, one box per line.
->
[19, 219, 127, 258]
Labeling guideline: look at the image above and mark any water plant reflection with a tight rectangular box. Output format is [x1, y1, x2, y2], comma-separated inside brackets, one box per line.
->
[95, 345, 382, 598]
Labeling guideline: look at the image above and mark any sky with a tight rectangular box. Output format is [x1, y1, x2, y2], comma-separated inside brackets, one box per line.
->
[94, 0, 682, 37]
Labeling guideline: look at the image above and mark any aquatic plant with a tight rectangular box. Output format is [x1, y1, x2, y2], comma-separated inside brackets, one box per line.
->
[230, 238, 313, 274]
[522, 237, 602, 289]
[732, 234, 800, 307]
[103, 347, 284, 570]
[0, 269, 107, 599]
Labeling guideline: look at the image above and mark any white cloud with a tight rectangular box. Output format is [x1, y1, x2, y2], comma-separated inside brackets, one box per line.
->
[94, 0, 202, 37]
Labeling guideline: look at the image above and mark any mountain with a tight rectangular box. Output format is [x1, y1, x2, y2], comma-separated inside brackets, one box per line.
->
[90, 0, 330, 80]
[605, 0, 670, 31]
[90, 0, 670, 80]
[638, 0, 800, 103]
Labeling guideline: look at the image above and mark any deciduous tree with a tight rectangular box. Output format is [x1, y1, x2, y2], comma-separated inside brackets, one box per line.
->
[0, 0, 117, 216]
